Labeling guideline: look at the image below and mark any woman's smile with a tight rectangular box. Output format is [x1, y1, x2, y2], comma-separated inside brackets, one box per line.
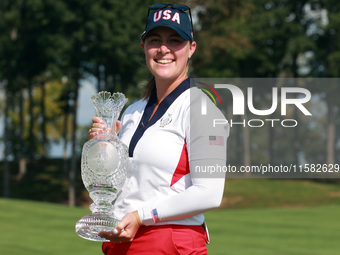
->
[155, 59, 174, 64]
[141, 27, 196, 83]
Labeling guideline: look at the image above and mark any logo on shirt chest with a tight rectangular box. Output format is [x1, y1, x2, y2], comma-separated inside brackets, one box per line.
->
[160, 113, 172, 127]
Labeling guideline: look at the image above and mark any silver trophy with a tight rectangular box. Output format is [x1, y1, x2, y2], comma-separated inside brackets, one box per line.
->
[75, 91, 128, 242]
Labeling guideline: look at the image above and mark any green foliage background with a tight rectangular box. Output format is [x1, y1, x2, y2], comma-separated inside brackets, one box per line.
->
[0, 1, 340, 254]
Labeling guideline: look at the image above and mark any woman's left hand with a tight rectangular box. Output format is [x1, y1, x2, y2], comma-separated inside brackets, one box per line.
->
[99, 211, 142, 243]
[88, 117, 122, 140]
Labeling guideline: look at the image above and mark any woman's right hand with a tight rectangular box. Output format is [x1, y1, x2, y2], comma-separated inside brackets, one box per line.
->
[87, 117, 122, 140]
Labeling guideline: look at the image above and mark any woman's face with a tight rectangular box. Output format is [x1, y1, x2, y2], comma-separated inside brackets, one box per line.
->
[141, 27, 196, 83]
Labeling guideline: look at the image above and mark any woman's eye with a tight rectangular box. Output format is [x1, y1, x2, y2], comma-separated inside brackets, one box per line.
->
[149, 38, 160, 43]
[169, 38, 183, 44]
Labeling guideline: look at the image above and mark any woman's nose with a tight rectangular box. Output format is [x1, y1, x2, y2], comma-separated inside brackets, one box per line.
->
[158, 43, 170, 54]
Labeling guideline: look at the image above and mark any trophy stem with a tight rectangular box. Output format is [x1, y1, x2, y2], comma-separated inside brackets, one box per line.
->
[88, 185, 117, 214]
[75, 185, 120, 242]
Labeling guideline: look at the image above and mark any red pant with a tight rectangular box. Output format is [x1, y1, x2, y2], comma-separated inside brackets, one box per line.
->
[102, 225, 208, 255]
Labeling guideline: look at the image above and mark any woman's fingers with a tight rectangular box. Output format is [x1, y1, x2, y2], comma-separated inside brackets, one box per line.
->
[87, 118, 121, 140]
[92, 116, 103, 123]
[115, 120, 122, 133]
[98, 211, 141, 243]
[87, 117, 106, 140]
[98, 229, 131, 243]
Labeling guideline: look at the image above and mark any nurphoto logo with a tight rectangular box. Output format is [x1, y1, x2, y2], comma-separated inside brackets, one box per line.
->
[195, 78, 312, 128]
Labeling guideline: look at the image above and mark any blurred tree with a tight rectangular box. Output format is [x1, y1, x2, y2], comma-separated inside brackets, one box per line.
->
[9, 81, 67, 180]
[0, 0, 157, 201]
[0, 0, 71, 193]
[82, 0, 150, 94]
[0, 0, 21, 197]
[191, 0, 336, 169]
[192, 0, 255, 167]
[313, 0, 340, 166]
[61, 0, 156, 206]
[1, 0, 338, 200]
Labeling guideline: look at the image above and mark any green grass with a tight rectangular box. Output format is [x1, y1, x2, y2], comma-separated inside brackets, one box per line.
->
[1, 179, 340, 255]
[205, 206, 340, 255]
[223, 179, 340, 209]
[1, 199, 340, 255]
[0, 199, 101, 255]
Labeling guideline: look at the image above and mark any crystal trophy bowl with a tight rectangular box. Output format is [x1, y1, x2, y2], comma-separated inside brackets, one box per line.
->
[75, 91, 128, 242]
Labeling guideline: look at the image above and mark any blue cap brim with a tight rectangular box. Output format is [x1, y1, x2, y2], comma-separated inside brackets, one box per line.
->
[142, 25, 192, 41]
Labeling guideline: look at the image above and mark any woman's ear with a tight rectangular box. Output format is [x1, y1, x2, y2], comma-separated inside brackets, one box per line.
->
[188, 41, 197, 59]
[141, 41, 145, 52]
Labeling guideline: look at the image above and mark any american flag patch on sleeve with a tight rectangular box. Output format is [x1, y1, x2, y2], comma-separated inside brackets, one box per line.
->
[209, 136, 224, 146]
[151, 208, 160, 224]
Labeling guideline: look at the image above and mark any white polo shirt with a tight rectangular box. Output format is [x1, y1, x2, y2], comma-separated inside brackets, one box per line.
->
[113, 78, 229, 226]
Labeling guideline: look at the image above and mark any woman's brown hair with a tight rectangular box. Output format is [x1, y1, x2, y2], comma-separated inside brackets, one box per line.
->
[142, 76, 155, 100]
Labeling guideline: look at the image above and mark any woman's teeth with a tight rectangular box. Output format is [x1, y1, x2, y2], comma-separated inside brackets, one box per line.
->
[157, 59, 173, 64]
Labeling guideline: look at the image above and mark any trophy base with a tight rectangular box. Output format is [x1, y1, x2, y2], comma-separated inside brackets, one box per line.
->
[75, 213, 120, 242]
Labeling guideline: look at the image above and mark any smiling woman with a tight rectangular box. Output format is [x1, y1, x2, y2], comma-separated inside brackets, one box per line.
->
[88, 3, 229, 255]
[140, 4, 196, 101]
[141, 27, 196, 103]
